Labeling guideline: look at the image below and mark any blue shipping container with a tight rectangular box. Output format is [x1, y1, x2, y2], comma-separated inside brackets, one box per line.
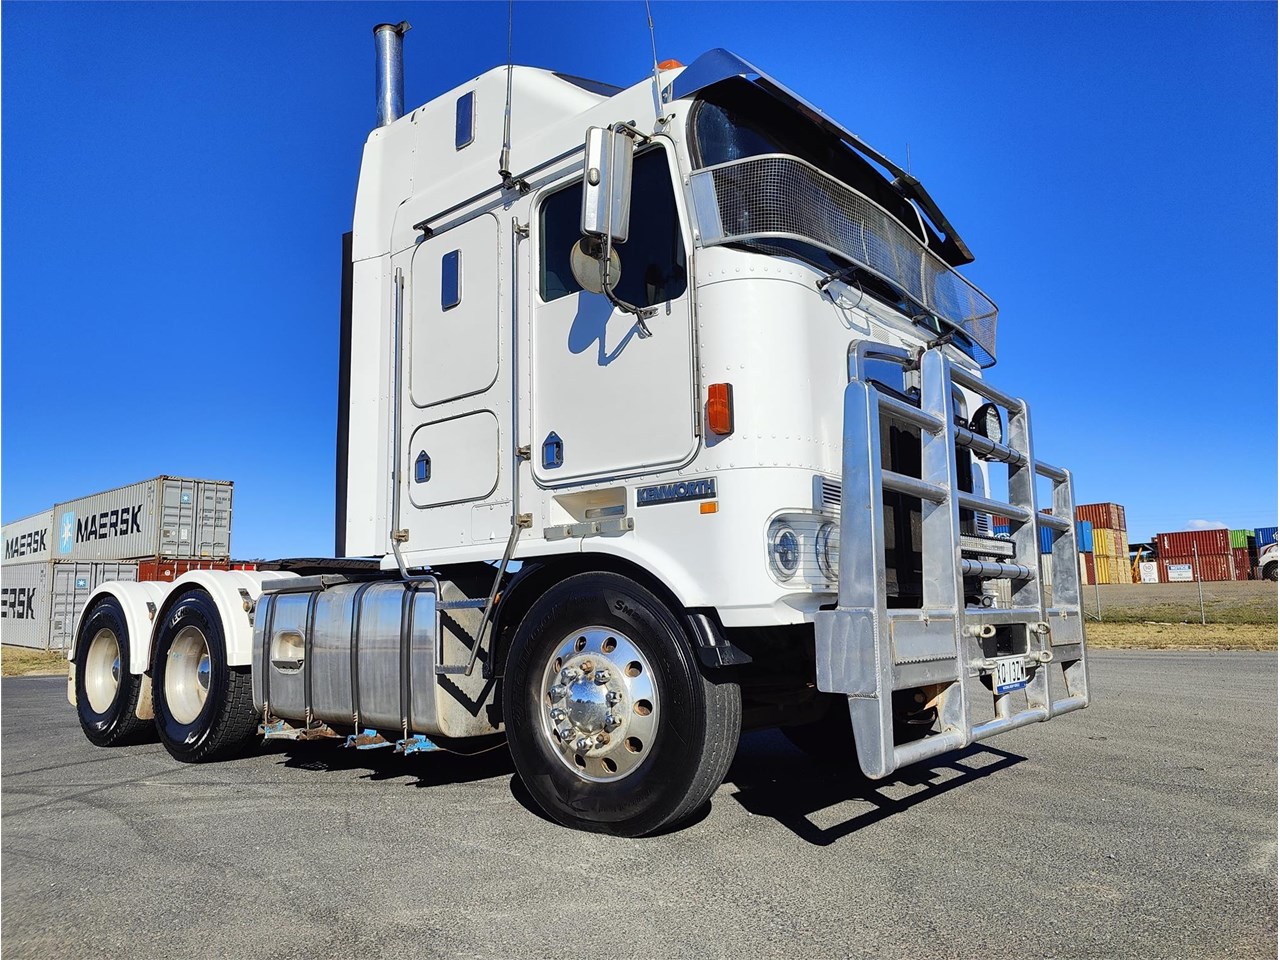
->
[1040, 525, 1054, 554]
[1256, 527, 1278, 549]
[1077, 520, 1094, 553]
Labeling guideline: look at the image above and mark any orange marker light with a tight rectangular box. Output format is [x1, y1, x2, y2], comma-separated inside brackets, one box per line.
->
[700, 501, 719, 515]
[657, 59, 685, 70]
[707, 382, 734, 436]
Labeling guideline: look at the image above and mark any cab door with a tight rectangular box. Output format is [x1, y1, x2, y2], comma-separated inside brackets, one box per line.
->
[529, 143, 697, 485]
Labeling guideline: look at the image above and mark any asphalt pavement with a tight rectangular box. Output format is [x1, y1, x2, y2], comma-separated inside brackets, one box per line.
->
[2, 651, 1275, 959]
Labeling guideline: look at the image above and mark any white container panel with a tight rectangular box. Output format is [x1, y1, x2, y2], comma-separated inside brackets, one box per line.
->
[52, 476, 233, 561]
[49, 562, 139, 651]
[1, 561, 52, 649]
[2, 510, 54, 564]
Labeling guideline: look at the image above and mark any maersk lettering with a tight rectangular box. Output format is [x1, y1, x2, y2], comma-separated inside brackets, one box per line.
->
[0, 586, 37, 620]
[636, 479, 717, 507]
[74, 505, 143, 544]
[4, 528, 48, 559]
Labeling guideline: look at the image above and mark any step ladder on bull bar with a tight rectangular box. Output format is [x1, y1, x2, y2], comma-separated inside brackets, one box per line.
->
[813, 343, 1090, 779]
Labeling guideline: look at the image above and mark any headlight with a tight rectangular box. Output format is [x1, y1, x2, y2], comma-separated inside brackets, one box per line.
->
[815, 522, 839, 581]
[969, 401, 1005, 455]
[767, 520, 800, 581]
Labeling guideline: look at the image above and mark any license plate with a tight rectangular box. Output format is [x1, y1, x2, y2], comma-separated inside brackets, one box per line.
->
[991, 655, 1028, 694]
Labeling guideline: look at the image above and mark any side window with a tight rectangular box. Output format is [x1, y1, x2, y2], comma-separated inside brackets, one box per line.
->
[539, 149, 687, 306]
[441, 249, 461, 310]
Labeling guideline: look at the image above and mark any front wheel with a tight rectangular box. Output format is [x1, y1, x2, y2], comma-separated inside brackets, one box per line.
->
[503, 572, 741, 837]
[152, 590, 258, 763]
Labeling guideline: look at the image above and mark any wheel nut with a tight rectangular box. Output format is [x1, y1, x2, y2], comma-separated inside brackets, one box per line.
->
[605, 714, 621, 730]
[549, 684, 567, 702]
[605, 690, 622, 705]
[561, 667, 581, 682]
[556, 724, 574, 741]
[575, 737, 592, 753]
[550, 708, 567, 722]
[594, 669, 610, 684]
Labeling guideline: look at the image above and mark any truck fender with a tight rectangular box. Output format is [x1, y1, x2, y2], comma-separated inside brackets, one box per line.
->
[67, 580, 175, 714]
[153, 571, 300, 669]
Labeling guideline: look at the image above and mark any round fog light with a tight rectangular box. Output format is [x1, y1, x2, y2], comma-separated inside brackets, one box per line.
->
[815, 522, 839, 581]
[768, 521, 800, 581]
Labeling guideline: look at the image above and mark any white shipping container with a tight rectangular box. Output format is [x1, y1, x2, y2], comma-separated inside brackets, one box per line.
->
[2, 510, 54, 564]
[1, 561, 53, 649]
[49, 562, 139, 650]
[52, 476, 233, 562]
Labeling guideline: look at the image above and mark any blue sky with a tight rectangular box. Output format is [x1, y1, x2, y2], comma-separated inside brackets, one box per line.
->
[3, 1, 1275, 556]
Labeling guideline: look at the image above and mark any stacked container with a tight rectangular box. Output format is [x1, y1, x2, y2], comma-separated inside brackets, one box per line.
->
[1229, 529, 1256, 581]
[1154, 529, 1236, 582]
[1255, 527, 1277, 550]
[1076, 502, 1131, 584]
[2, 477, 235, 650]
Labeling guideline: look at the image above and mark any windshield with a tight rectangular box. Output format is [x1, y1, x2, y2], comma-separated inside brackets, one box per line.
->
[688, 79, 997, 366]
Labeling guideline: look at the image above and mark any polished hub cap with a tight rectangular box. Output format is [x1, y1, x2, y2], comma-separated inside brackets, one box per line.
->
[85, 629, 121, 714]
[165, 626, 211, 725]
[540, 628, 658, 782]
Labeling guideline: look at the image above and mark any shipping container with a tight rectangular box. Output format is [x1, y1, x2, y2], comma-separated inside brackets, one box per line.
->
[1158, 554, 1234, 583]
[1, 561, 52, 648]
[1229, 529, 1256, 550]
[1076, 503, 1126, 531]
[2, 510, 55, 565]
[136, 558, 232, 582]
[1039, 525, 1054, 554]
[1076, 521, 1094, 554]
[1138, 561, 1159, 584]
[1082, 552, 1096, 586]
[1255, 527, 1278, 549]
[1039, 554, 1054, 587]
[49, 562, 139, 650]
[52, 476, 232, 562]
[1232, 547, 1253, 581]
[1155, 529, 1231, 558]
[1092, 527, 1128, 559]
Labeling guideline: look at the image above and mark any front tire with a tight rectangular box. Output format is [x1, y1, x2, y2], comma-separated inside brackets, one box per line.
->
[152, 590, 257, 763]
[503, 572, 741, 837]
[75, 597, 149, 746]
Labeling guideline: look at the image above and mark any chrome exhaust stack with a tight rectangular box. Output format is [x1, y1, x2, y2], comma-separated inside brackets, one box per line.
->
[373, 21, 411, 128]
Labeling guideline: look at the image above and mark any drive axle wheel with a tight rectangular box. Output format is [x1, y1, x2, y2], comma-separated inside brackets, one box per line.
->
[75, 596, 149, 747]
[152, 590, 257, 763]
[504, 572, 741, 837]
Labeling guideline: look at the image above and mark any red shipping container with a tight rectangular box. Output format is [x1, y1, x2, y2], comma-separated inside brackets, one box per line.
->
[1155, 529, 1232, 557]
[136, 558, 231, 582]
[1158, 554, 1235, 583]
[229, 561, 258, 571]
[1232, 547, 1253, 581]
[1076, 503, 1126, 531]
[1082, 552, 1096, 585]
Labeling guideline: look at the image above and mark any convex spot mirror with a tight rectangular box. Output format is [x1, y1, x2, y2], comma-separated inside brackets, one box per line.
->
[580, 126, 634, 242]
[569, 238, 621, 294]
[969, 401, 1005, 456]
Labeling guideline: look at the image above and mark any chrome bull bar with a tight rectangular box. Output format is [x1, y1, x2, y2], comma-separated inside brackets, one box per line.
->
[813, 343, 1090, 779]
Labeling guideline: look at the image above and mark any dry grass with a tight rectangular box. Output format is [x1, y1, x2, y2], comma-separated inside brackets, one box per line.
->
[1074, 580, 1277, 626]
[2, 645, 69, 677]
[1086, 622, 1277, 651]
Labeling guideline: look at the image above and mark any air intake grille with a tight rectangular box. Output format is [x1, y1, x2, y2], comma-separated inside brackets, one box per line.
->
[691, 154, 998, 364]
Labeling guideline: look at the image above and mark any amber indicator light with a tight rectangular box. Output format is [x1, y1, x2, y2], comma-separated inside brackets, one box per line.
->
[707, 383, 734, 436]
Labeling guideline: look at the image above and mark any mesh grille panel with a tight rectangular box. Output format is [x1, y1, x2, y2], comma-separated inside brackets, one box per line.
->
[692, 155, 998, 362]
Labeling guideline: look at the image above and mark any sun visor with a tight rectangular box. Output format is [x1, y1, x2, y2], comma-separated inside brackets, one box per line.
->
[670, 49, 974, 267]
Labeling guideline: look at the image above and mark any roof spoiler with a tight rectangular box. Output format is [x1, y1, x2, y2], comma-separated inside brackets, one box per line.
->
[669, 49, 974, 267]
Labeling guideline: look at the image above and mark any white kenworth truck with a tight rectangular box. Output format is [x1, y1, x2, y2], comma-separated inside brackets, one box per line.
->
[68, 25, 1089, 836]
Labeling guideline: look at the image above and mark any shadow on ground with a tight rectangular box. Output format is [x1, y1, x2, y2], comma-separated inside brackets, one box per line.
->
[725, 728, 1025, 846]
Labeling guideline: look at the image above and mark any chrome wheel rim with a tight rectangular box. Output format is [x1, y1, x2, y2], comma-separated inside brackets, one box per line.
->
[166, 626, 211, 725]
[539, 627, 659, 782]
[85, 628, 121, 714]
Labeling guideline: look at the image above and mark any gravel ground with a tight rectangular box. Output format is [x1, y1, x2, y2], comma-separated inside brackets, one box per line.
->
[2, 651, 1275, 960]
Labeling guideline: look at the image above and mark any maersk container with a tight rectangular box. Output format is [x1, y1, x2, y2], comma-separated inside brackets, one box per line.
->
[48, 561, 139, 650]
[1255, 527, 1277, 549]
[51, 476, 232, 562]
[2, 510, 54, 565]
[1, 560, 52, 648]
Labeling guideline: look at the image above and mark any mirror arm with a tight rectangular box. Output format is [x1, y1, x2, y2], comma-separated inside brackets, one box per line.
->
[598, 123, 655, 338]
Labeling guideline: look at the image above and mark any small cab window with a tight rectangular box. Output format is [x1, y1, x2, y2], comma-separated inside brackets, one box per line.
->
[539, 149, 687, 306]
[441, 249, 461, 309]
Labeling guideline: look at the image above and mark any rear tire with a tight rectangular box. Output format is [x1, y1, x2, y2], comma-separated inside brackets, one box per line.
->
[75, 597, 149, 746]
[503, 572, 741, 837]
[152, 590, 257, 763]
[1264, 563, 1277, 582]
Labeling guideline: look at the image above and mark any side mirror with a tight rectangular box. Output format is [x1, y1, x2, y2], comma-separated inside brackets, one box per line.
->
[581, 126, 633, 242]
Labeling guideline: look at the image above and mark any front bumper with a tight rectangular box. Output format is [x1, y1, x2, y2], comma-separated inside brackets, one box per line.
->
[813, 344, 1090, 778]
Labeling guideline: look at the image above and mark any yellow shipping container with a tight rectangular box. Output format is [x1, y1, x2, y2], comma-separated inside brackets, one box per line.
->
[1094, 554, 1134, 584]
